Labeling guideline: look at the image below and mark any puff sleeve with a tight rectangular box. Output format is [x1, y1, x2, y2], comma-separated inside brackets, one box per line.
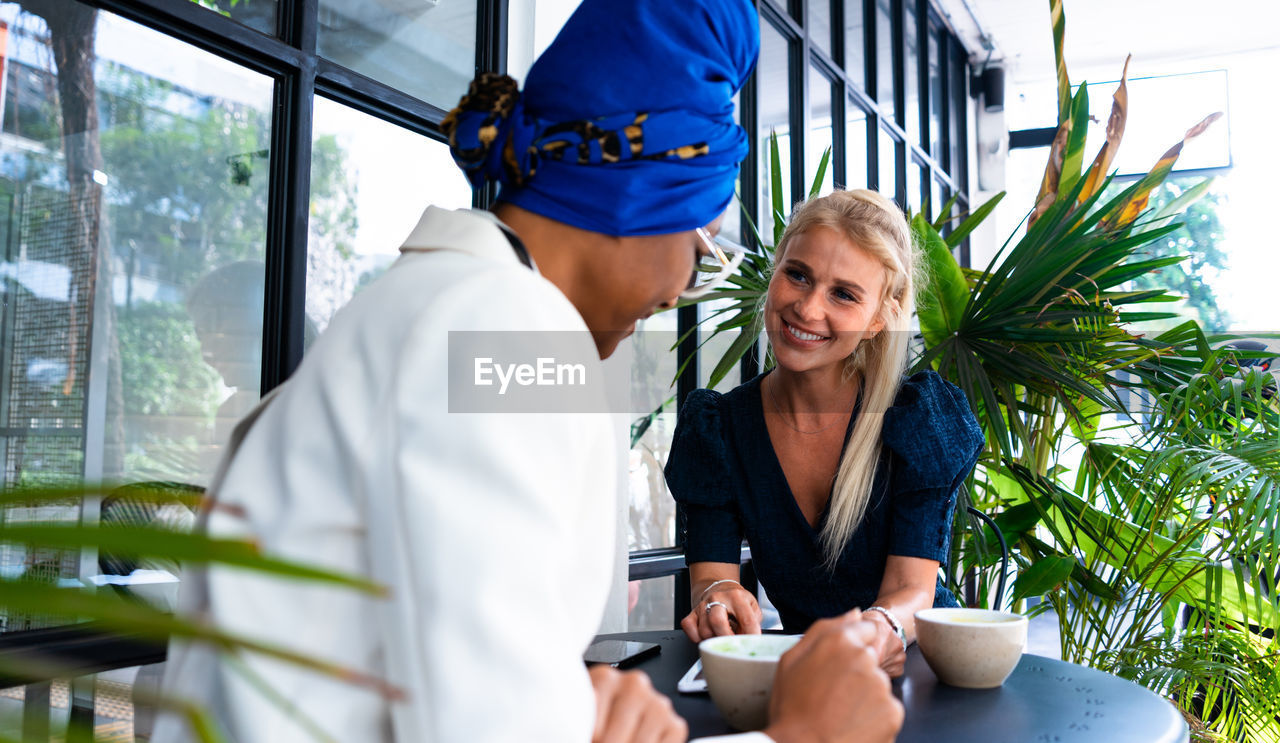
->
[879, 371, 984, 564]
[664, 389, 744, 565]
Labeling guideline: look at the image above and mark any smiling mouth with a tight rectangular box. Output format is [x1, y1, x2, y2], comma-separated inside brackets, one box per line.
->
[783, 319, 830, 343]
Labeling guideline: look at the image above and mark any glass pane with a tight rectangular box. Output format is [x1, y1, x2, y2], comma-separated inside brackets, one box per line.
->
[720, 91, 743, 248]
[907, 160, 924, 214]
[627, 79, 748, 563]
[627, 315, 679, 552]
[628, 575, 675, 631]
[758, 21, 792, 242]
[844, 0, 867, 90]
[307, 98, 471, 334]
[1085, 72, 1232, 176]
[845, 100, 870, 190]
[936, 180, 952, 234]
[878, 128, 900, 205]
[808, 67, 835, 198]
[1000, 146, 1050, 241]
[903, 0, 920, 145]
[185, 0, 276, 36]
[928, 25, 944, 162]
[506, 0, 582, 83]
[950, 46, 966, 183]
[809, 0, 833, 58]
[699, 299, 743, 393]
[931, 175, 944, 223]
[317, 0, 476, 110]
[874, 0, 893, 114]
[0, 4, 271, 629]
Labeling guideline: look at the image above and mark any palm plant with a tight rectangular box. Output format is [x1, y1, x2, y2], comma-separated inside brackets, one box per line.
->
[0, 482, 397, 743]
[681, 1, 1280, 738]
[910, 1, 1278, 737]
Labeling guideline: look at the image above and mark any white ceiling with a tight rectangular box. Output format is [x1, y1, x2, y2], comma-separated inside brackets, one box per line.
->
[934, 0, 1280, 84]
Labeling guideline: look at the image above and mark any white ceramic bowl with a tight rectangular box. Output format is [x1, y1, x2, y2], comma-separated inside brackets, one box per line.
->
[914, 607, 1028, 688]
[698, 634, 802, 731]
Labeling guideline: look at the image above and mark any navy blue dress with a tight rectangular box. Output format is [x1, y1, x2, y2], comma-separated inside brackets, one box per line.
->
[664, 370, 984, 632]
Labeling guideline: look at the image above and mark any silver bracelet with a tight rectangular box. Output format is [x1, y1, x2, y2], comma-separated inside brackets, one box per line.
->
[696, 579, 741, 605]
[865, 606, 907, 653]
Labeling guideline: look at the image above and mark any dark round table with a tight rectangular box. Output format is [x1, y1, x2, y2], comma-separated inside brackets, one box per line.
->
[598, 630, 1189, 743]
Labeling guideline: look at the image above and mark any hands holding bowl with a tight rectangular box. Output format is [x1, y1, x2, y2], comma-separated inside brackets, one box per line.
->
[683, 578, 907, 678]
[697, 609, 903, 743]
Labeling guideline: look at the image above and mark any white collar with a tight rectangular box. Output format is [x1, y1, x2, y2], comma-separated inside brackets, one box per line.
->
[399, 206, 537, 273]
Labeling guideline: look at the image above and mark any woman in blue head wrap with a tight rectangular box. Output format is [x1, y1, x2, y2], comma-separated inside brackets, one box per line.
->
[153, 2, 901, 743]
[431, 3, 902, 742]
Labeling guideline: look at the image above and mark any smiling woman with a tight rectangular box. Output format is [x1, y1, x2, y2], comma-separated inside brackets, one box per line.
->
[766, 226, 889, 374]
[665, 188, 984, 679]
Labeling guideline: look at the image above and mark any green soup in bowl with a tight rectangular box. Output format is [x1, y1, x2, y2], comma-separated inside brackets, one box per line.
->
[699, 634, 802, 730]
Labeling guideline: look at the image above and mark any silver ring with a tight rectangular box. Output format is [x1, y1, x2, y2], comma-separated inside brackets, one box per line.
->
[705, 601, 729, 615]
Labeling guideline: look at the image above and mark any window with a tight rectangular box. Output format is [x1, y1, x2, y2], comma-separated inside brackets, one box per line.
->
[845, 99, 870, 190]
[874, 0, 894, 115]
[809, 66, 836, 196]
[625, 314, 680, 555]
[809, 0, 833, 58]
[0, 18, 274, 737]
[185, 0, 276, 35]
[928, 22, 945, 162]
[903, 0, 921, 145]
[0, 6, 274, 520]
[932, 175, 946, 224]
[879, 127, 902, 204]
[306, 98, 470, 334]
[317, 0, 477, 109]
[950, 43, 967, 184]
[843, 0, 867, 91]
[758, 19, 794, 237]
[907, 157, 924, 214]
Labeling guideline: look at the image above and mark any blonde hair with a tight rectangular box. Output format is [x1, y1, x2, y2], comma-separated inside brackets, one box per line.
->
[769, 189, 918, 570]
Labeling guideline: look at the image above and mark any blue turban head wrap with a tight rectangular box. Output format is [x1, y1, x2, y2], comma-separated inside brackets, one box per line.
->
[442, 0, 759, 237]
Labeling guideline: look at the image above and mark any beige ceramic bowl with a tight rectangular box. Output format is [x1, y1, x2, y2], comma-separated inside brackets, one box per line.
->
[698, 634, 802, 731]
[914, 607, 1028, 688]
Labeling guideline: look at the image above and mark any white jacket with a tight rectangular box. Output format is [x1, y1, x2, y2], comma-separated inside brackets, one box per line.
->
[155, 206, 764, 742]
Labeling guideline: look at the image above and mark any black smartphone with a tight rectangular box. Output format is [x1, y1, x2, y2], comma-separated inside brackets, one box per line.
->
[583, 640, 661, 668]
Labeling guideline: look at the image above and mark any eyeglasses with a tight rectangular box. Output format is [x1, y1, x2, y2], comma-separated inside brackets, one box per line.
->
[680, 227, 747, 301]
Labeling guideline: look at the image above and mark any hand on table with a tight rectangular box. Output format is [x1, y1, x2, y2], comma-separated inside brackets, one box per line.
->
[763, 610, 904, 743]
[680, 583, 762, 643]
[863, 610, 907, 678]
[589, 664, 688, 743]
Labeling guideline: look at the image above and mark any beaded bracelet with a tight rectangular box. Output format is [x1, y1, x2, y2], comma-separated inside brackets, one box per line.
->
[865, 605, 907, 653]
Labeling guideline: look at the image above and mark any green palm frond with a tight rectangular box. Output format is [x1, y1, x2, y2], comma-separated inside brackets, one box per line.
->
[0, 481, 400, 743]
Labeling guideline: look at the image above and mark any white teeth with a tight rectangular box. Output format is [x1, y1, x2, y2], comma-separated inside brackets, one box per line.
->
[786, 322, 826, 342]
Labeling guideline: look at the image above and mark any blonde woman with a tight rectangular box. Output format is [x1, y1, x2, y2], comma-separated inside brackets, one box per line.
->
[665, 188, 983, 676]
